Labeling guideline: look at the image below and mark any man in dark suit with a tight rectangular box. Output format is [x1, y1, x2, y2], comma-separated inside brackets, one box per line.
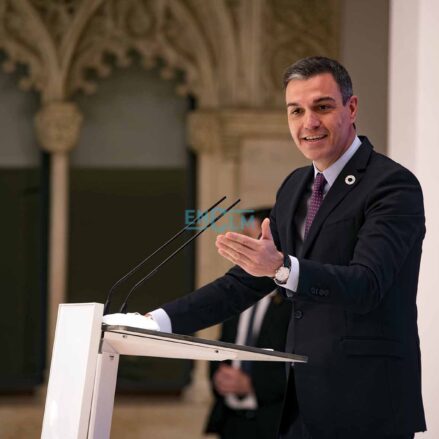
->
[205, 209, 292, 439]
[148, 57, 426, 438]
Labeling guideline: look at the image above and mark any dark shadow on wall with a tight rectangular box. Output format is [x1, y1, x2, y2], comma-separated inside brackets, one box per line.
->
[68, 61, 197, 393]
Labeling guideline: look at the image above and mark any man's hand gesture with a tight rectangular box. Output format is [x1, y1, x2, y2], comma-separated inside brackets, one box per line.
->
[216, 218, 283, 277]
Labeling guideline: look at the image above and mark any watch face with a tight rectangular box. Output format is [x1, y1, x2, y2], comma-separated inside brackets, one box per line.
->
[275, 266, 290, 284]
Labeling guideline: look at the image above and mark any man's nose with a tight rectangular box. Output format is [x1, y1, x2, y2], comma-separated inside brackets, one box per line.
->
[304, 112, 321, 130]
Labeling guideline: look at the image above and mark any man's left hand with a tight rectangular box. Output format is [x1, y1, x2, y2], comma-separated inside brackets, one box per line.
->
[216, 218, 283, 277]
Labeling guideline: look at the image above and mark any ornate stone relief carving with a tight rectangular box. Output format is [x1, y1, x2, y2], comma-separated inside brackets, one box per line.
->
[261, 0, 340, 107]
[0, 0, 339, 109]
[0, 0, 53, 94]
[67, 0, 235, 107]
[0, 0, 105, 101]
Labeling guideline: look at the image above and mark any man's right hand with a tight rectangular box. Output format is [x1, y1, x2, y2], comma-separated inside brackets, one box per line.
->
[216, 218, 283, 278]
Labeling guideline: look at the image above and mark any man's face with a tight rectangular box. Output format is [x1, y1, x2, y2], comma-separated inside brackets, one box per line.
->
[285, 73, 358, 171]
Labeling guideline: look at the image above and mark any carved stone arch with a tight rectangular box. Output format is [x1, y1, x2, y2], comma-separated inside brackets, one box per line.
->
[0, 0, 105, 101]
[0, 0, 231, 109]
[155, 0, 218, 107]
[65, 0, 238, 108]
[49, 0, 225, 109]
[57, 0, 105, 100]
[0, 0, 58, 96]
[185, 0, 239, 107]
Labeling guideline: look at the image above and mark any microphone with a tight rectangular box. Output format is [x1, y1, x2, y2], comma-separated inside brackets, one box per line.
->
[117, 198, 241, 313]
[103, 196, 227, 315]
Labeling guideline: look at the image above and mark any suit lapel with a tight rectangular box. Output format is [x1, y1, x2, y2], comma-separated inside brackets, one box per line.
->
[286, 166, 314, 255]
[301, 139, 373, 258]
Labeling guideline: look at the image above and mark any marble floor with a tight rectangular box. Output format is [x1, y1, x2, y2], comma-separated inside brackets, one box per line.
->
[1, 331, 219, 438]
[0, 392, 216, 439]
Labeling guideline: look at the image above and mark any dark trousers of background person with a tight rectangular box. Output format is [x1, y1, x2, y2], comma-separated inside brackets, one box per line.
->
[207, 396, 285, 439]
[214, 407, 276, 439]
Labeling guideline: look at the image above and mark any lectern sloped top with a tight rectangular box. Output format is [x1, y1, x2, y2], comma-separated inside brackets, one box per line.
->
[102, 324, 308, 363]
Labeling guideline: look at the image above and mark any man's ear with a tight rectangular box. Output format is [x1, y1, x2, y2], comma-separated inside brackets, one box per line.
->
[348, 95, 358, 124]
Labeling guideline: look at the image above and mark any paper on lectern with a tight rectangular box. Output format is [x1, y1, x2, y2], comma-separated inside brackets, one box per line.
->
[102, 312, 159, 331]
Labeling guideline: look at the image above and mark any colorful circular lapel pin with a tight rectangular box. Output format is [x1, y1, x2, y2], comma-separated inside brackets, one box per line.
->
[345, 175, 356, 185]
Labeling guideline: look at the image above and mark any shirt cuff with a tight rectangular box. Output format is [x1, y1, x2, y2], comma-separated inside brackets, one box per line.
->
[149, 308, 172, 333]
[225, 392, 258, 410]
[281, 256, 300, 296]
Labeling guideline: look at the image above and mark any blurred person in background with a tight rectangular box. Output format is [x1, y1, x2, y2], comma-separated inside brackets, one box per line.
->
[205, 208, 291, 439]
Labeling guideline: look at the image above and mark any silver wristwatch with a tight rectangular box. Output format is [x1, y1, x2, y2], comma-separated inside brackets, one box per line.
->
[274, 254, 291, 285]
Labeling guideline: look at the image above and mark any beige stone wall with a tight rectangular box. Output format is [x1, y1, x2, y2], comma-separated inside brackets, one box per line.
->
[389, 2, 439, 437]
[340, 0, 389, 153]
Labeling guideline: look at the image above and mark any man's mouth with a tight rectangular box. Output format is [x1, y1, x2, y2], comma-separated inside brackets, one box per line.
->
[302, 134, 327, 142]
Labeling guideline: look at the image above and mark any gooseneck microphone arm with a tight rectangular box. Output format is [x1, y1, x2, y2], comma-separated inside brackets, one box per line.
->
[103, 196, 227, 315]
[117, 198, 241, 314]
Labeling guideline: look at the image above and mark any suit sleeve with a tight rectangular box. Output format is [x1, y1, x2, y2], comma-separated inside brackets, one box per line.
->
[162, 266, 275, 334]
[296, 168, 425, 314]
[161, 171, 298, 335]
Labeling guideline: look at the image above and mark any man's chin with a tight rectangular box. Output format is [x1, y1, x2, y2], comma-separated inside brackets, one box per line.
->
[299, 144, 330, 162]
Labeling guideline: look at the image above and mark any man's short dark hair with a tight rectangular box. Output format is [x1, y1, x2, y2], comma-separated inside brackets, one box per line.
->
[283, 56, 353, 105]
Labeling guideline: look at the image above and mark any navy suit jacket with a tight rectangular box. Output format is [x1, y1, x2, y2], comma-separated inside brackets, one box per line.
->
[163, 137, 426, 438]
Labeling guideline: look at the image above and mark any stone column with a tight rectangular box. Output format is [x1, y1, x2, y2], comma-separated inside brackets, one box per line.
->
[183, 108, 304, 403]
[187, 108, 296, 298]
[34, 101, 83, 356]
[389, 1, 439, 437]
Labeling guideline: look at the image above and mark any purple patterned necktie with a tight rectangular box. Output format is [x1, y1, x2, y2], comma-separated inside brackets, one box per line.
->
[304, 172, 327, 239]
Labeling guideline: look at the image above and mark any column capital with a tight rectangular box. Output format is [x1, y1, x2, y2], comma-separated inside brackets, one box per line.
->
[188, 109, 290, 159]
[34, 101, 83, 154]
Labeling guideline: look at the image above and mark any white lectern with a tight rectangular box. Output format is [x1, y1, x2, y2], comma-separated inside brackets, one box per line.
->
[41, 303, 307, 439]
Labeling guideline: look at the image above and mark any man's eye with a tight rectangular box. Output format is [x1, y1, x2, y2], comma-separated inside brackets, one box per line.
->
[289, 108, 302, 116]
[318, 105, 332, 111]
